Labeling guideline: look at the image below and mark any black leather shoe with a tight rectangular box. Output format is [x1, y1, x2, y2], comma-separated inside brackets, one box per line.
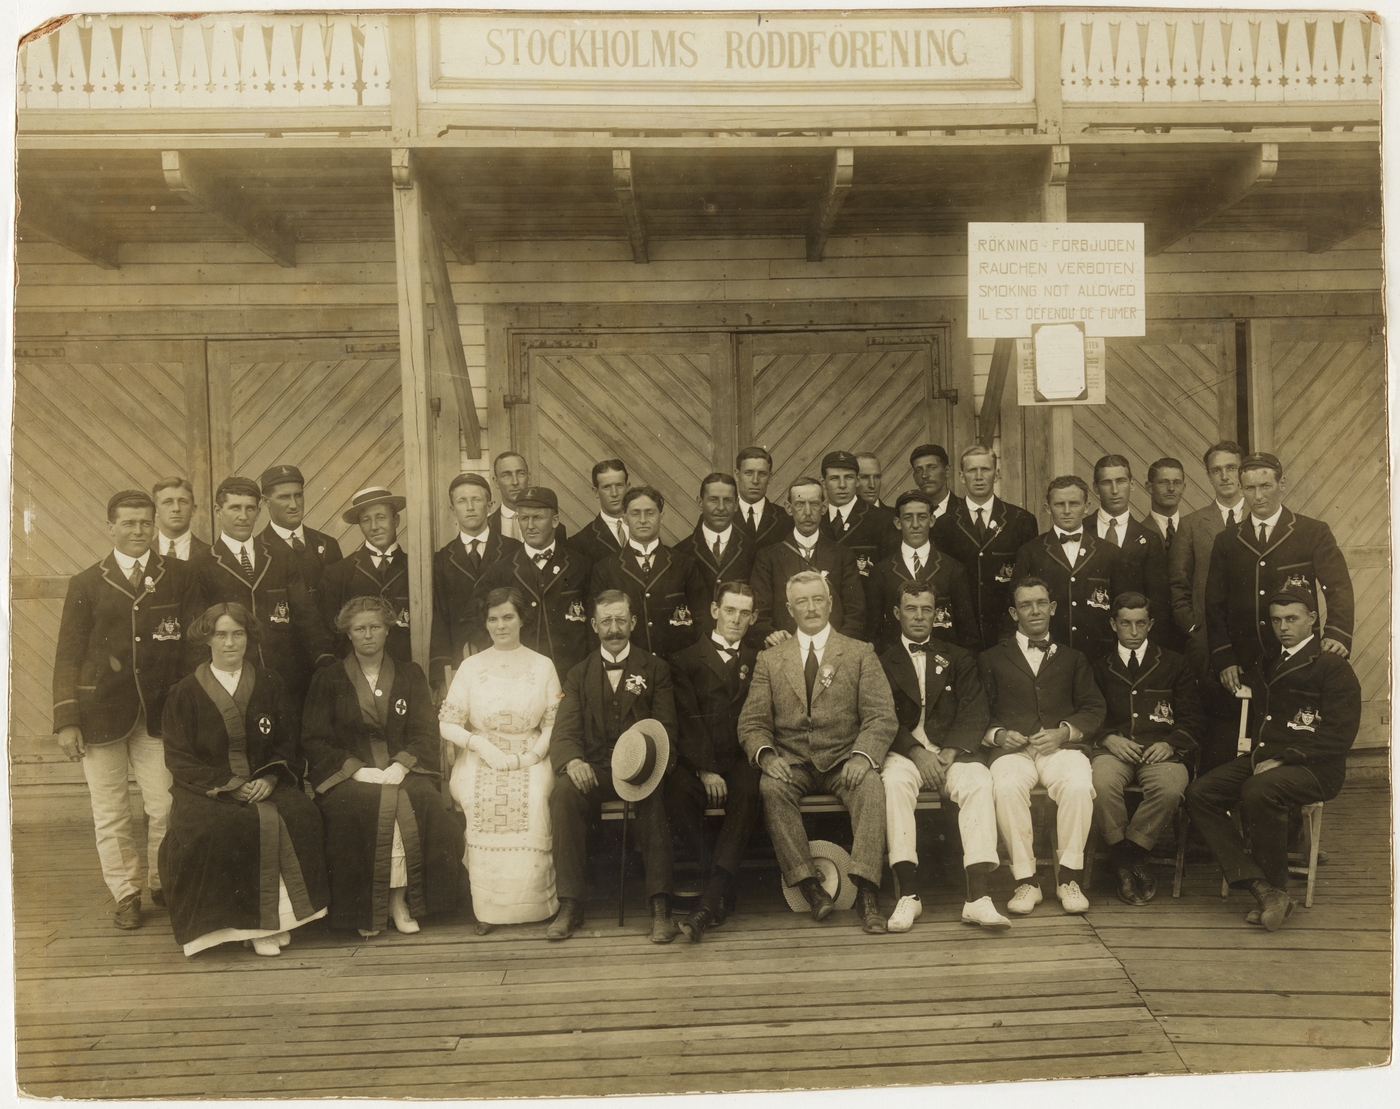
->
[149, 888, 166, 908]
[1115, 864, 1147, 906]
[856, 886, 887, 935]
[678, 905, 716, 943]
[1244, 908, 1263, 926]
[546, 898, 583, 941]
[801, 879, 835, 922]
[649, 895, 678, 944]
[1130, 859, 1158, 903]
[712, 888, 735, 928]
[1249, 880, 1296, 932]
[113, 892, 142, 930]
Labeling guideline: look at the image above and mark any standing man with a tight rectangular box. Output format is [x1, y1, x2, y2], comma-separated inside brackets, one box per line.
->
[151, 477, 209, 561]
[666, 581, 763, 942]
[750, 476, 865, 645]
[476, 486, 592, 682]
[547, 591, 680, 943]
[733, 446, 792, 549]
[429, 473, 521, 692]
[821, 450, 896, 630]
[1087, 455, 1170, 631]
[738, 571, 896, 934]
[1091, 592, 1202, 906]
[855, 452, 889, 508]
[257, 463, 343, 604]
[910, 444, 954, 522]
[1187, 586, 1360, 931]
[979, 577, 1106, 916]
[569, 459, 631, 564]
[590, 486, 698, 660]
[53, 490, 204, 928]
[1206, 452, 1354, 692]
[190, 477, 334, 709]
[878, 581, 1007, 931]
[1169, 440, 1248, 769]
[677, 472, 756, 640]
[490, 451, 565, 545]
[1141, 457, 1188, 651]
[1012, 476, 1129, 662]
[869, 490, 978, 652]
[934, 445, 1040, 651]
[319, 487, 413, 662]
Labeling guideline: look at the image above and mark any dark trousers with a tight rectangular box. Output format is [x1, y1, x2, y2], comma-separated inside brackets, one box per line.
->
[1185, 756, 1332, 890]
[664, 759, 763, 880]
[549, 767, 674, 902]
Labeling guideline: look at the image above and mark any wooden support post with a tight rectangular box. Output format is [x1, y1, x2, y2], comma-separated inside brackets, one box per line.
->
[612, 150, 648, 264]
[1051, 406, 1076, 479]
[979, 338, 1016, 446]
[161, 151, 296, 267]
[181, 340, 213, 543]
[17, 192, 121, 269]
[1039, 146, 1070, 222]
[1246, 318, 1274, 453]
[392, 148, 434, 671]
[997, 363, 1025, 508]
[1033, 11, 1064, 138]
[1147, 144, 1278, 256]
[807, 148, 854, 262]
[421, 206, 483, 459]
[1022, 405, 1054, 531]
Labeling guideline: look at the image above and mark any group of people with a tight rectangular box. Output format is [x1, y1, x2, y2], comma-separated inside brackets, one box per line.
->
[52, 437, 1360, 956]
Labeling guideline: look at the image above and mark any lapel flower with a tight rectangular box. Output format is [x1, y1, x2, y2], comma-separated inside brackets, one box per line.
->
[739, 664, 750, 681]
[1045, 643, 1058, 662]
[143, 579, 155, 593]
[1137, 535, 1146, 546]
[317, 544, 325, 555]
[988, 519, 1000, 532]
[552, 565, 560, 575]
[624, 673, 647, 695]
[818, 664, 835, 689]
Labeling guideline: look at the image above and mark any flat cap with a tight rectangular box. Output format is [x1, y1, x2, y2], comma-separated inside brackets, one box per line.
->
[107, 489, 154, 516]
[909, 443, 949, 467]
[448, 472, 492, 497]
[820, 450, 860, 474]
[259, 464, 304, 494]
[894, 489, 935, 512]
[216, 476, 263, 502]
[515, 486, 559, 512]
[1240, 452, 1284, 478]
[1268, 584, 1317, 610]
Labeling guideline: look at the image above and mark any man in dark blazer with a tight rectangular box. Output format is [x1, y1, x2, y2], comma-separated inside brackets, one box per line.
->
[1187, 586, 1361, 931]
[319, 486, 413, 662]
[548, 590, 680, 943]
[855, 451, 888, 508]
[733, 445, 793, 549]
[1169, 440, 1248, 769]
[191, 476, 334, 711]
[750, 475, 865, 645]
[1206, 452, 1354, 694]
[870, 490, 978, 652]
[933, 444, 1040, 650]
[878, 581, 1007, 931]
[151, 476, 210, 562]
[677, 472, 756, 640]
[429, 473, 521, 692]
[1012, 475, 1130, 662]
[1087, 455, 1170, 636]
[980, 576, 1107, 917]
[476, 486, 592, 683]
[590, 486, 698, 660]
[821, 449, 897, 627]
[910, 443, 955, 522]
[1091, 592, 1202, 906]
[666, 582, 762, 942]
[489, 451, 566, 546]
[53, 490, 204, 929]
[568, 458, 631, 565]
[1141, 457, 1188, 653]
[738, 570, 897, 934]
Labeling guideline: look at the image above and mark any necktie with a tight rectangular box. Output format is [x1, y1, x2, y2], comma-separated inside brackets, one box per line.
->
[804, 641, 819, 709]
[976, 508, 987, 539]
[1257, 522, 1268, 545]
[1059, 531, 1082, 544]
[291, 533, 305, 553]
[716, 645, 735, 663]
[1227, 508, 1237, 527]
[1107, 520, 1121, 547]
[1127, 649, 1140, 679]
[798, 544, 814, 562]
[466, 539, 481, 573]
[831, 510, 845, 535]
[615, 520, 626, 546]
[911, 551, 923, 576]
[746, 506, 755, 527]
[1028, 637, 1051, 652]
[1164, 519, 1176, 549]
[470, 539, 481, 558]
[238, 545, 254, 580]
[128, 561, 144, 589]
[639, 552, 653, 576]
[907, 640, 930, 654]
[712, 535, 723, 560]
[165, 538, 176, 559]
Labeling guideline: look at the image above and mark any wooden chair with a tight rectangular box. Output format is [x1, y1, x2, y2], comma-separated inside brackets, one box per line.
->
[1219, 800, 1324, 908]
[1081, 792, 1191, 899]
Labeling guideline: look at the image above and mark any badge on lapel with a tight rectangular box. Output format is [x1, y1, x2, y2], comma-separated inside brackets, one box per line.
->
[739, 663, 750, 682]
[395, 607, 410, 628]
[669, 605, 693, 627]
[995, 562, 1015, 583]
[818, 664, 835, 690]
[624, 674, 647, 695]
[142, 578, 155, 593]
[1284, 572, 1310, 589]
[270, 600, 291, 624]
[395, 697, 408, 716]
[933, 603, 953, 628]
[988, 518, 1000, 532]
[932, 654, 949, 675]
[1287, 706, 1319, 732]
[1137, 535, 1147, 546]
[855, 555, 873, 577]
[1149, 701, 1174, 725]
[1087, 587, 1111, 610]
[564, 599, 587, 622]
[317, 544, 325, 555]
[152, 616, 182, 642]
[257, 714, 273, 735]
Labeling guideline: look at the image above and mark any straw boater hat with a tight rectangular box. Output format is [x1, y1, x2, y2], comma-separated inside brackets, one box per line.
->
[781, 840, 858, 913]
[342, 486, 407, 525]
[610, 719, 670, 803]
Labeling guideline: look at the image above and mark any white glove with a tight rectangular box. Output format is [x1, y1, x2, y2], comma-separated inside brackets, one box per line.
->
[352, 767, 384, 785]
[381, 762, 408, 786]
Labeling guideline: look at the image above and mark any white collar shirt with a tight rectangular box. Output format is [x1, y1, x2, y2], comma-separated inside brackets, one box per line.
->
[211, 666, 243, 696]
[740, 497, 767, 529]
[701, 524, 734, 558]
[600, 644, 632, 691]
[1283, 634, 1315, 660]
[1217, 498, 1246, 528]
[523, 541, 555, 565]
[156, 530, 192, 560]
[113, 548, 151, 579]
[600, 512, 628, 546]
[1250, 506, 1284, 544]
[269, 521, 305, 547]
[929, 492, 952, 519]
[1149, 510, 1179, 537]
[1053, 526, 1084, 566]
[498, 503, 520, 540]
[901, 634, 935, 749]
[796, 623, 832, 667]
[629, 538, 660, 559]
[829, 499, 858, 526]
[1097, 509, 1131, 546]
[365, 541, 399, 568]
[711, 632, 741, 658]
[459, 528, 490, 555]
[1015, 630, 1050, 675]
[792, 529, 820, 557]
[966, 496, 995, 527]
[901, 541, 932, 577]
[220, 535, 255, 570]
[1118, 641, 1149, 669]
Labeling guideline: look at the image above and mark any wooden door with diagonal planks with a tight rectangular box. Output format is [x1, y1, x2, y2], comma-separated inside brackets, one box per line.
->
[1269, 326, 1389, 744]
[743, 330, 949, 503]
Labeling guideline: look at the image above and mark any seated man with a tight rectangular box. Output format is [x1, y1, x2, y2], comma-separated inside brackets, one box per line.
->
[738, 570, 896, 935]
[979, 577, 1106, 916]
[879, 581, 1008, 932]
[547, 591, 680, 944]
[1091, 592, 1203, 906]
[665, 581, 763, 942]
[1186, 586, 1361, 931]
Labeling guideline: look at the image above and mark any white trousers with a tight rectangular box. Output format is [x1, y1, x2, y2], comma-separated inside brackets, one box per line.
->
[82, 730, 172, 902]
[881, 752, 999, 870]
[990, 748, 1095, 881]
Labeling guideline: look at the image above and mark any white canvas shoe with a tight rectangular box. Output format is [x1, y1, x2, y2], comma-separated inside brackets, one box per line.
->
[250, 937, 281, 957]
[961, 896, 1012, 929]
[886, 894, 923, 933]
[1007, 883, 1043, 915]
[1057, 881, 1090, 914]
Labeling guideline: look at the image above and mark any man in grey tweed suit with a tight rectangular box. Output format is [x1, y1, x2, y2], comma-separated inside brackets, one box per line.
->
[738, 570, 897, 934]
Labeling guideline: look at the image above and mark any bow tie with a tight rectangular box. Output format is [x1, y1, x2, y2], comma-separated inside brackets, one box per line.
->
[603, 659, 626, 672]
[1058, 532, 1082, 544]
[1027, 637, 1051, 651]
[906, 641, 931, 654]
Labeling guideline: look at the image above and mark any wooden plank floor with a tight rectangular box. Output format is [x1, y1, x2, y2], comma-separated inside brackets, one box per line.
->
[11, 780, 1391, 1097]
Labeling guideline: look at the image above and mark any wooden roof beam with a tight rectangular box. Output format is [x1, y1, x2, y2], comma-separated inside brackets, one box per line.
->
[161, 150, 296, 267]
[978, 338, 1017, 447]
[807, 147, 854, 262]
[612, 149, 648, 264]
[17, 191, 120, 269]
[420, 181, 475, 265]
[1146, 143, 1278, 257]
[1305, 208, 1379, 254]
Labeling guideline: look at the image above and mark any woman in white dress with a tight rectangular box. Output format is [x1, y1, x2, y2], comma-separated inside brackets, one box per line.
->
[440, 587, 561, 932]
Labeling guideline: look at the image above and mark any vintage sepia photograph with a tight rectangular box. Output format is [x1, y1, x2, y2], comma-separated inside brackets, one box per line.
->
[4, 1, 1393, 1100]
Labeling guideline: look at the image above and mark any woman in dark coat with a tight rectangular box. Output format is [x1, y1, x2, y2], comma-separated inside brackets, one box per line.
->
[159, 603, 329, 957]
[302, 595, 463, 936]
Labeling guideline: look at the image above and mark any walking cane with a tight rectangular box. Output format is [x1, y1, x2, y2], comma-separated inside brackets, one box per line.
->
[1235, 686, 1252, 756]
[618, 799, 631, 927]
